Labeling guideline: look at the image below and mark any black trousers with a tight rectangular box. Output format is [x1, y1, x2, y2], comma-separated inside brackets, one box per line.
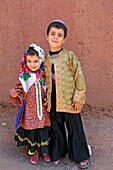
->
[50, 88, 90, 162]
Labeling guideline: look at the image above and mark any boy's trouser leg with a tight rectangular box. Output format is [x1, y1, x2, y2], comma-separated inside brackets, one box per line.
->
[50, 108, 68, 161]
[50, 88, 68, 161]
[65, 113, 90, 162]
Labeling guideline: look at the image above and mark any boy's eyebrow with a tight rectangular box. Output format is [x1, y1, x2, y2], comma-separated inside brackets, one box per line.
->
[58, 32, 64, 35]
[50, 31, 64, 35]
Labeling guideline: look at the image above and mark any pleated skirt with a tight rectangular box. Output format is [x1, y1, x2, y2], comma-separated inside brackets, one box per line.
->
[14, 126, 51, 155]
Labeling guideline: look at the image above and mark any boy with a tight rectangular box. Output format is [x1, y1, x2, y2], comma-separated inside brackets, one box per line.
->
[45, 20, 90, 169]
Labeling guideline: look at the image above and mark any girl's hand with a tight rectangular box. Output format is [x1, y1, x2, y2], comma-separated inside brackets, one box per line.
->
[9, 82, 23, 97]
[14, 82, 23, 95]
[72, 101, 83, 111]
[14, 86, 23, 95]
[9, 88, 18, 98]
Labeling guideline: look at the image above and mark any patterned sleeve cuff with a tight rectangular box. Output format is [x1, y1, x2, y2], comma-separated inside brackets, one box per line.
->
[73, 89, 86, 104]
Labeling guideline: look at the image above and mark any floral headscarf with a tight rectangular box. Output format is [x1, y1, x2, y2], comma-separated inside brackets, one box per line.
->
[20, 43, 45, 85]
[19, 43, 46, 120]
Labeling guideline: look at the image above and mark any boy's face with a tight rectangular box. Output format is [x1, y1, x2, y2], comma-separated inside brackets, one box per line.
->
[47, 27, 66, 52]
[26, 54, 40, 71]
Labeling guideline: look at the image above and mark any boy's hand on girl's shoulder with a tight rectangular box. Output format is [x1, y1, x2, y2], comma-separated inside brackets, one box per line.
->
[72, 101, 83, 111]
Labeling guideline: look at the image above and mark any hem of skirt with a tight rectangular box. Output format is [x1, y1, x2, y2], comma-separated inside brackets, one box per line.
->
[15, 132, 51, 147]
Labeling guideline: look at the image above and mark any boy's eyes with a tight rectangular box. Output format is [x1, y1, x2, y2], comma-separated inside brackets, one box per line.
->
[50, 33, 63, 37]
[58, 34, 63, 37]
[51, 33, 55, 36]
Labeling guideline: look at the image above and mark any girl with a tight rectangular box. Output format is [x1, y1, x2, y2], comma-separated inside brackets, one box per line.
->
[9, 43, 51, 165]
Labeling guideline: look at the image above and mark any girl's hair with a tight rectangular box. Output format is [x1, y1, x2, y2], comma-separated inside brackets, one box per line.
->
[25, 47, 39, 56]
[47, 21, 67, 38]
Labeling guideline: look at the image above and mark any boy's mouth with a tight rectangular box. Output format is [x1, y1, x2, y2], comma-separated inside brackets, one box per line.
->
[52, 40, 58, 43]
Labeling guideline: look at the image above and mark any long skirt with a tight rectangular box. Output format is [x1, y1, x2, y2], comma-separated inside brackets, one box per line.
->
[50, 88, 90, 162]
[14, 126, 51, 155]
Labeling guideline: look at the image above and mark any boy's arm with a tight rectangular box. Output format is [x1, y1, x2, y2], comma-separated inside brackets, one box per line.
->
[72, 101, 83, 110]
[73, 60, 86, 105]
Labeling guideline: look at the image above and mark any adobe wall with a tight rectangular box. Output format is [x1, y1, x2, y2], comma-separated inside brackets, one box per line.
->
[0, 0, 113, 109]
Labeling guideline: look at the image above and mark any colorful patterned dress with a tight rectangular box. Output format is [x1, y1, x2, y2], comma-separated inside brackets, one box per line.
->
[10, 78, 51, 154]
[9, 43, 51, 155]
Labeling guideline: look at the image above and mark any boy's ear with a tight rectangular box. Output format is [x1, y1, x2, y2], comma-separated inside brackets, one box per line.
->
[46, 35, 48, 41]
[63, 38, 67, 44]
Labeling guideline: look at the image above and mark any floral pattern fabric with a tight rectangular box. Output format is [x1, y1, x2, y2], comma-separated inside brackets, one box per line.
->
[45, 49, 86, 114]
[10, 82, 50, 130]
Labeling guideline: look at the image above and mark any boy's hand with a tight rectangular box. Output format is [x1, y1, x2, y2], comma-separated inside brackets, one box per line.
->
[72, 101, 83, 111]
[43, 101, 48, 107]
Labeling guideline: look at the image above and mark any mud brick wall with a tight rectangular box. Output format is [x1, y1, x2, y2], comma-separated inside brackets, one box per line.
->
[0, 0, 113, 108]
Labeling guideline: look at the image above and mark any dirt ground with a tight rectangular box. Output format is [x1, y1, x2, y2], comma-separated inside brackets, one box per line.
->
[0, 104, 113, 170]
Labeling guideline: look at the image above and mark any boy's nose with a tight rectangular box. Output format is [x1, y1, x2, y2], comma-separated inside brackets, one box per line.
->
[54, 34, 58, 39]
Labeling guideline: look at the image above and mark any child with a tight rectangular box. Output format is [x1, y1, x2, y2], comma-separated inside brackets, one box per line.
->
[45, 20, 90, 169]
[9, 43, 51, 165]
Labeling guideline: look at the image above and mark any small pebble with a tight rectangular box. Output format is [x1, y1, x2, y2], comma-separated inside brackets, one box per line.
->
[1, 121, 8, 127]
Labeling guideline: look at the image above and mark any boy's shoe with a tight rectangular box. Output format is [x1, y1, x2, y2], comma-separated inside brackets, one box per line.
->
[52, 159, 61, 166]
[78, 159, 90, 169]
[42, 154, 51, 163]
[30, 155, 39, 165]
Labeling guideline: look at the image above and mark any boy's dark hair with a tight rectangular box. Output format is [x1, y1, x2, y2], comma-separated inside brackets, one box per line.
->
[26, 47, 39, 56]
[47, 21, 67, 39]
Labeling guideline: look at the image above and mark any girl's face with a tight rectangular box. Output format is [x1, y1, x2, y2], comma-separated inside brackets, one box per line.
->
[26, 54, 40, 71]
[47, 27, 66, 52]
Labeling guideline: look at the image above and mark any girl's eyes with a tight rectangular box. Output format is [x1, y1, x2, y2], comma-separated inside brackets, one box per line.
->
[27, 60, 39, 63]
[34, 60, 39, 63]
[27, 60, 31, 63]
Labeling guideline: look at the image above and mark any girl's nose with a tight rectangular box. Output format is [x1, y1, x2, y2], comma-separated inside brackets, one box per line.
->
[31, 62, 35, 67]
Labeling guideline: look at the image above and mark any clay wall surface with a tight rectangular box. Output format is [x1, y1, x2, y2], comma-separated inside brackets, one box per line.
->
[0, 0, 113, 108]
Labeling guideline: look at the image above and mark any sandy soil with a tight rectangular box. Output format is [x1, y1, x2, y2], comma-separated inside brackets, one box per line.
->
[0, 104, 113, 170]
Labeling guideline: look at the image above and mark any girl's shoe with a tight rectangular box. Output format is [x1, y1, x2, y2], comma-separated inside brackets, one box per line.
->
[42, 154, 51, 162]
[30, 155, 39, 165]
[78, 159, 90, 169]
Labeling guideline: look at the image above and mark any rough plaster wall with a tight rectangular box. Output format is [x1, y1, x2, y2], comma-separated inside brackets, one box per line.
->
[74, 0, 113, 107]
[0, 0, 113, 108]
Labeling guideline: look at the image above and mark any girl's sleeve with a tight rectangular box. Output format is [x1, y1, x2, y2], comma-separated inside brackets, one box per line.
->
[9, 81, 23, 106]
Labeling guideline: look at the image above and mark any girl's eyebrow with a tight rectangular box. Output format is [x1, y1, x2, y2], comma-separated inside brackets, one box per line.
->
[26, 59, 31, 61]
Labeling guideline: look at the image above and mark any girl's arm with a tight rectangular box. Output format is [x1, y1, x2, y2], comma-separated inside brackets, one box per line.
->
[9, 81, 23, 106]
